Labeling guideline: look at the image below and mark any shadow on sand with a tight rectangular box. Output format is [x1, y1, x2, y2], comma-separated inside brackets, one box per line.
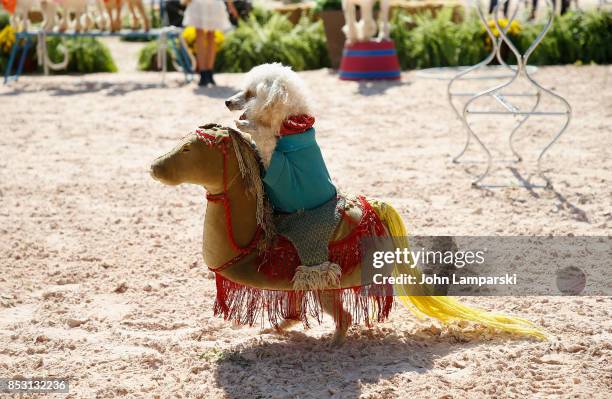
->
[2, 79, 238, 99]
[193, 84, 237, 99]
[466, 166, 589, 223]
[509, 167, 590, 223]
[324, 69, 409, 96]
[356, 80, 409, 96]
[0, 80, 180, 97]
[212, 329, 491, 398]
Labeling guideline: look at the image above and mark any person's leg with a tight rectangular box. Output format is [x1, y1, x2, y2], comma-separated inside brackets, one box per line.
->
[489, 0, 498, 14]
[530, 0, 538, 20]
[195, 28, 208, 85]
[561, 0, 570, 14]
[205, 30, 217, 85]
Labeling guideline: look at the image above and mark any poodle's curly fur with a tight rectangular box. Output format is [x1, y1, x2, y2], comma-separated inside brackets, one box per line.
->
[226, 63, 312, 168]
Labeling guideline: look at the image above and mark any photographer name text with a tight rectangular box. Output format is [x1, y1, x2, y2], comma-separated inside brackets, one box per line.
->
[373, 273, 518, 286]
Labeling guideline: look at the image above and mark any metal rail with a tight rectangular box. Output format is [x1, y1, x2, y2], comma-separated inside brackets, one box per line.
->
[3, 27, 194, 85]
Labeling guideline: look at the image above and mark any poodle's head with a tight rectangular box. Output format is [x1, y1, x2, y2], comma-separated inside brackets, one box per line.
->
[225, 63, 311, 134]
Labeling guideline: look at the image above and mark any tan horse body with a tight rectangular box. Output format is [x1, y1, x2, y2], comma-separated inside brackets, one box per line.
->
[151, 125, 546, 343]
[151, 126, 390, 343]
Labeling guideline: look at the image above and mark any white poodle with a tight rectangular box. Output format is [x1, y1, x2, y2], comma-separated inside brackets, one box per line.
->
[225, 63, 340, 290]
[225, 63, 312, 168]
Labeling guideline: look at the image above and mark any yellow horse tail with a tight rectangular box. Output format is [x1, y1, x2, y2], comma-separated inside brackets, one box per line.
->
[373, 201, 547, 340]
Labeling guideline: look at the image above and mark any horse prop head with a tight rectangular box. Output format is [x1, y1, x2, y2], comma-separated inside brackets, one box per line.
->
[150, 127, 229, 192]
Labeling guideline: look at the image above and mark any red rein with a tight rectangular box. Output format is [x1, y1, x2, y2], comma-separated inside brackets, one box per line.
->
[197, 129, 260, 258]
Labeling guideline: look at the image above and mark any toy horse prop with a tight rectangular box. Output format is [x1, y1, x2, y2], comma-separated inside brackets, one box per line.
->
[150, 124, 545, 343]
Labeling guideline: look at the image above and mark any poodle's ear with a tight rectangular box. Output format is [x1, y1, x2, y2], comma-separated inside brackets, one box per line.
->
[261, 78, 288, 113]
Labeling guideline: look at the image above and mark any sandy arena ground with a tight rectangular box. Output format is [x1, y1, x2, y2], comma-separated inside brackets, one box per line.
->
[0, 40, 611, 398]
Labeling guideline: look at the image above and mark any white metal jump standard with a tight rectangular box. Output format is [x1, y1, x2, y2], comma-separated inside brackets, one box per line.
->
[448, 1, 539, 165]
[450, 0, 571, 188]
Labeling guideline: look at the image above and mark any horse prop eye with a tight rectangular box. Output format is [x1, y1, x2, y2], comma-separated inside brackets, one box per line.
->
[181, 145, 191, 153]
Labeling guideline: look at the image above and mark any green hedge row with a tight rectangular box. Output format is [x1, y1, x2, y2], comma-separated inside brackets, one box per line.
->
[514, 10, 612, 65]
[215, 10, 329, 72]
[140, 8, 611, 73]
[391, 8, 612, 69]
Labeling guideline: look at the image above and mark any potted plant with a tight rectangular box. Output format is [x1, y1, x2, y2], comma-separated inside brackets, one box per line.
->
[314, 0, 344, 68]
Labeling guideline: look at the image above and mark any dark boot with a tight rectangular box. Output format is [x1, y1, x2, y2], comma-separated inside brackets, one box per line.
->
[198, 70, 209, 87]
[208, 70, 217, 86]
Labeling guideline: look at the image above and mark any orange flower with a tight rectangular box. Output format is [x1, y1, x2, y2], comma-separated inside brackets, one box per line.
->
[2, 0, 17, 14]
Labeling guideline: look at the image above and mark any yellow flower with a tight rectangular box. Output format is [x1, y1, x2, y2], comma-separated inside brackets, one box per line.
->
[182, 27, 225, 48]
[485, 19, 522, 37]
[0, 25, 16, 54]
[182, 26, 196, 45]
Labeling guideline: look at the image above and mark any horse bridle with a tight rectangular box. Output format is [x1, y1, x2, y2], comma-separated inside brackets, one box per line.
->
[196, 129, 262, 262]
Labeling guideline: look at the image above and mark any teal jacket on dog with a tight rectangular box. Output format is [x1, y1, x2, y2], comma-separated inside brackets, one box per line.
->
[263, 124, 336, 214]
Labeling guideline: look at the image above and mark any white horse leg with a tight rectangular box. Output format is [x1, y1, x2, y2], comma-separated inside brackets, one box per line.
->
[79, 11, 91, 32]
[74, 10, 83, 32]
[10, 12, 21, 31]
[57, 8, 68, 32]
[377, 0, 390, 40]
[24, 12, 30, 32]
[40, 2, 56, 32]
[12, 0, 31, 31]
[95, 0, 108, 30]
[86, 12, 94, 31]
[360, 0, 377, 40]
[343, 2, 358, 43]
[79, 2, 93, 32]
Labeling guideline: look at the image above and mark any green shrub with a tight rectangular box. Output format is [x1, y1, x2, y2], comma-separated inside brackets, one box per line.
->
[0, 12, 9, 30]
[391, 8, 612, 69]
[46, 37, 117, 73]
[393, 8, 459, 69]
[216, 12, 329, 72]
[392, 7, 514, 69]
[516, 10, 612, 65]
[313, 0, 342, 13]
[454, 13, 490, 66]
[150, 7, 162, 29]
[138, 40, 175, 71]
[391, 9, 612, 69]
[138, 10, 329, 73]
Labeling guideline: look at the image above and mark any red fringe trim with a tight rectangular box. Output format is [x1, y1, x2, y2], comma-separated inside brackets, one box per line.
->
[213, 197, 394, 328]
[214, 274, 394, 328]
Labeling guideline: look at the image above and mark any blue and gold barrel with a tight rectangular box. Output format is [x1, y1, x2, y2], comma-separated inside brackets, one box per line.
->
[339, 40, 401, 81]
